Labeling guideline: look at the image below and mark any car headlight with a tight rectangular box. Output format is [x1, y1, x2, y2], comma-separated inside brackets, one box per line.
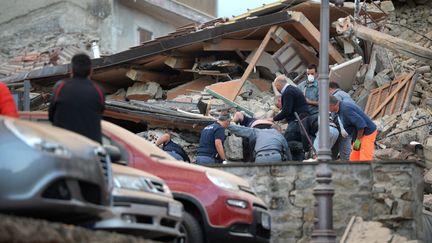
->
[114, 173, 172, 197]
[206, 171, 238, 191]
[5, 119, 71, 158]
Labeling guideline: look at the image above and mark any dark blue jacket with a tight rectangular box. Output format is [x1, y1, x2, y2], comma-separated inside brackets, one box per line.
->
[163, 140, 190, 162]
[338, 101, 377, 141]
[273, 85, 309, 123]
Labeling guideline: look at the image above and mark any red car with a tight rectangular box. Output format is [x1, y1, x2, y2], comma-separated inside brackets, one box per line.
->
[22, 112, 271, 243]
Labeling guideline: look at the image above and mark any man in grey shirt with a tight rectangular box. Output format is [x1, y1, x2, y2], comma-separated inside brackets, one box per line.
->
[329, 82, 354, 103]
[228, 124, 292, 163]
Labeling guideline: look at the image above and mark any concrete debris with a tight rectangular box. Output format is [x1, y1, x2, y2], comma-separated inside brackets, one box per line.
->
[341, 216, 418, 243]
[224, 135, 243, 161]
[126, 82, 163, 101]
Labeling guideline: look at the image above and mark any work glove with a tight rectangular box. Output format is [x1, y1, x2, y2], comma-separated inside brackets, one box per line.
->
[353, 139, 361, 151]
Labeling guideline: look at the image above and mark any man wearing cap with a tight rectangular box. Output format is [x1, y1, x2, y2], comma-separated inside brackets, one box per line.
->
[196, 113, 231, 165]
[329, 95, 377, 161]
[228, 124, 291, 163]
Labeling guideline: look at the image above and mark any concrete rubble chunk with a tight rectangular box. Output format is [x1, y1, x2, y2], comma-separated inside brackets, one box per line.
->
[126, 82, 163, 101]
[417, 65, 431, 74]
[341, 216, 418, 243]
[224, 134, 243, 161]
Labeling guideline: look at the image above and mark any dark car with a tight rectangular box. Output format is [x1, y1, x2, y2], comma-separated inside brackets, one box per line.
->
[0, 115, 112, 223]
[95, 163, 183, 241]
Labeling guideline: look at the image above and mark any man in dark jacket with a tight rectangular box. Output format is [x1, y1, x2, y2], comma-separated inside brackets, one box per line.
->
[270, 75, 309, 160]
[155, 133, 190, 162]
[49, 53, 105, 143]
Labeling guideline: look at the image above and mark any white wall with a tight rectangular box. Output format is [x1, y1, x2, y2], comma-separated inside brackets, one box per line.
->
[112, 2, 176, 52]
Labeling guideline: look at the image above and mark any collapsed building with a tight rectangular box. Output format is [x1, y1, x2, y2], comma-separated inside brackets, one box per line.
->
[1, 0, 430, 162]
[2, 0, 432, 241]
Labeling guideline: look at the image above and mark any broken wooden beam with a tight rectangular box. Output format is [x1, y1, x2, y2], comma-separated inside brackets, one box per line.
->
[204, 85, 254, 117]
[205, 25, 278, 102]
[289, 11, 344, 64]
[232, 25, 278, 100]
[336, 16, 432, 63]
[166, 78, 215, 100]
[203, 39, 282, 52]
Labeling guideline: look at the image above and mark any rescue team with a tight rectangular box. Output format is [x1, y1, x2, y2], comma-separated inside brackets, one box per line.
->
[0, 54, 376, 163]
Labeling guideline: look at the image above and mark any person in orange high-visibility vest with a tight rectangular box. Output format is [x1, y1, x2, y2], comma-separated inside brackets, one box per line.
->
[0, 82, 19, 118]
[329, 95, 377, 161]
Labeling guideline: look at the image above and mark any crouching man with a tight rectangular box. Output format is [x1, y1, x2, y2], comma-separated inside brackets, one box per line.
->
[329, 95, 377, 161]
[228, 124, 292, 163]
[196, 114, 231, 165]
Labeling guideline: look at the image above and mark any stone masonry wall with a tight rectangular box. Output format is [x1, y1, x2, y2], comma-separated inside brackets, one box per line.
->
[216, 161, 424, 243]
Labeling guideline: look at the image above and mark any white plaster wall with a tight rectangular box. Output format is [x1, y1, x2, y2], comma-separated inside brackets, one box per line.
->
[112, 2, 176, 52]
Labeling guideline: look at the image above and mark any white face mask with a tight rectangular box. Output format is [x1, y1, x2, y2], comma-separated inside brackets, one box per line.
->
[307, 74, 315, 83]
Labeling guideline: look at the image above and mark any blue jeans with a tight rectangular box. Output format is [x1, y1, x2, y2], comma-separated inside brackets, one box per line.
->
[255, 151, 282, 163]
[167, 151, 184, 161]
[196, 155, 216, 165]
[313, 126, 340, 152]
[338, 135, 352, 160]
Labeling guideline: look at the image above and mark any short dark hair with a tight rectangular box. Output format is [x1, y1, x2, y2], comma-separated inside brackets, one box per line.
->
[329, 95, 340, 105]
[307, 63, 317, 72]
[71, 53, 92, 78]
[329, 82, 340, 89]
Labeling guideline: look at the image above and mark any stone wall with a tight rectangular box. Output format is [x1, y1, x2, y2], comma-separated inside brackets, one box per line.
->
[216, 161, 424, 243]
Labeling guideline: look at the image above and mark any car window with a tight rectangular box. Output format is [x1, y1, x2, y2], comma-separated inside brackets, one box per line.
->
[102, 135, 129, 164]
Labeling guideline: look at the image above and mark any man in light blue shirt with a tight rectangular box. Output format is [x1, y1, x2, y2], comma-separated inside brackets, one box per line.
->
[228, 124, 292, 163]
[297, 64, 319, 115]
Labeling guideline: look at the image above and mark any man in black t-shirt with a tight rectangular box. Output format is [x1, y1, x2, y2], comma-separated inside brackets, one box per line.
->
[49, 53, 104, 143]
[155, 133, 190, 162]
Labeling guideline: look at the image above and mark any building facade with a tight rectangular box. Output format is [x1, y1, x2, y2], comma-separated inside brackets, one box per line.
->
[0, 0, 215, 60]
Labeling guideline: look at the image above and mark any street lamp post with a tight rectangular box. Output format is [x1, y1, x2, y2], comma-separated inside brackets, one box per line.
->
[311, 0, 344, 242]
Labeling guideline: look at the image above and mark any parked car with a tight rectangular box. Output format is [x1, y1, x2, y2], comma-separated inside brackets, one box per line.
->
[21, 111, 272, 243]
[0, 115, 112, 223]
[94, 162, 183, 241]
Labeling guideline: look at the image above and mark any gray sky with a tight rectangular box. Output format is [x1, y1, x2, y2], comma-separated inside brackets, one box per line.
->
[217, 0, 276, 18]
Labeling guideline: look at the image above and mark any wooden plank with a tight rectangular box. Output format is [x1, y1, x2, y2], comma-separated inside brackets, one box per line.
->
[204, 87, 254, 117]
[206, 25, 278, 101]
[164, 57, 194, 69]
[370, 72, 414, 119]
[336, 17, 432, 63]
[203, 39, 282, 52]
[231, 25, 278, 100]
[289, 11, 344, 64]
[166, 78, 215, 100]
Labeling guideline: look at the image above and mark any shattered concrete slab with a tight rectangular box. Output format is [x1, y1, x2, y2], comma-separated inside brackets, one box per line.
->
[341, 216, 419, 243]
